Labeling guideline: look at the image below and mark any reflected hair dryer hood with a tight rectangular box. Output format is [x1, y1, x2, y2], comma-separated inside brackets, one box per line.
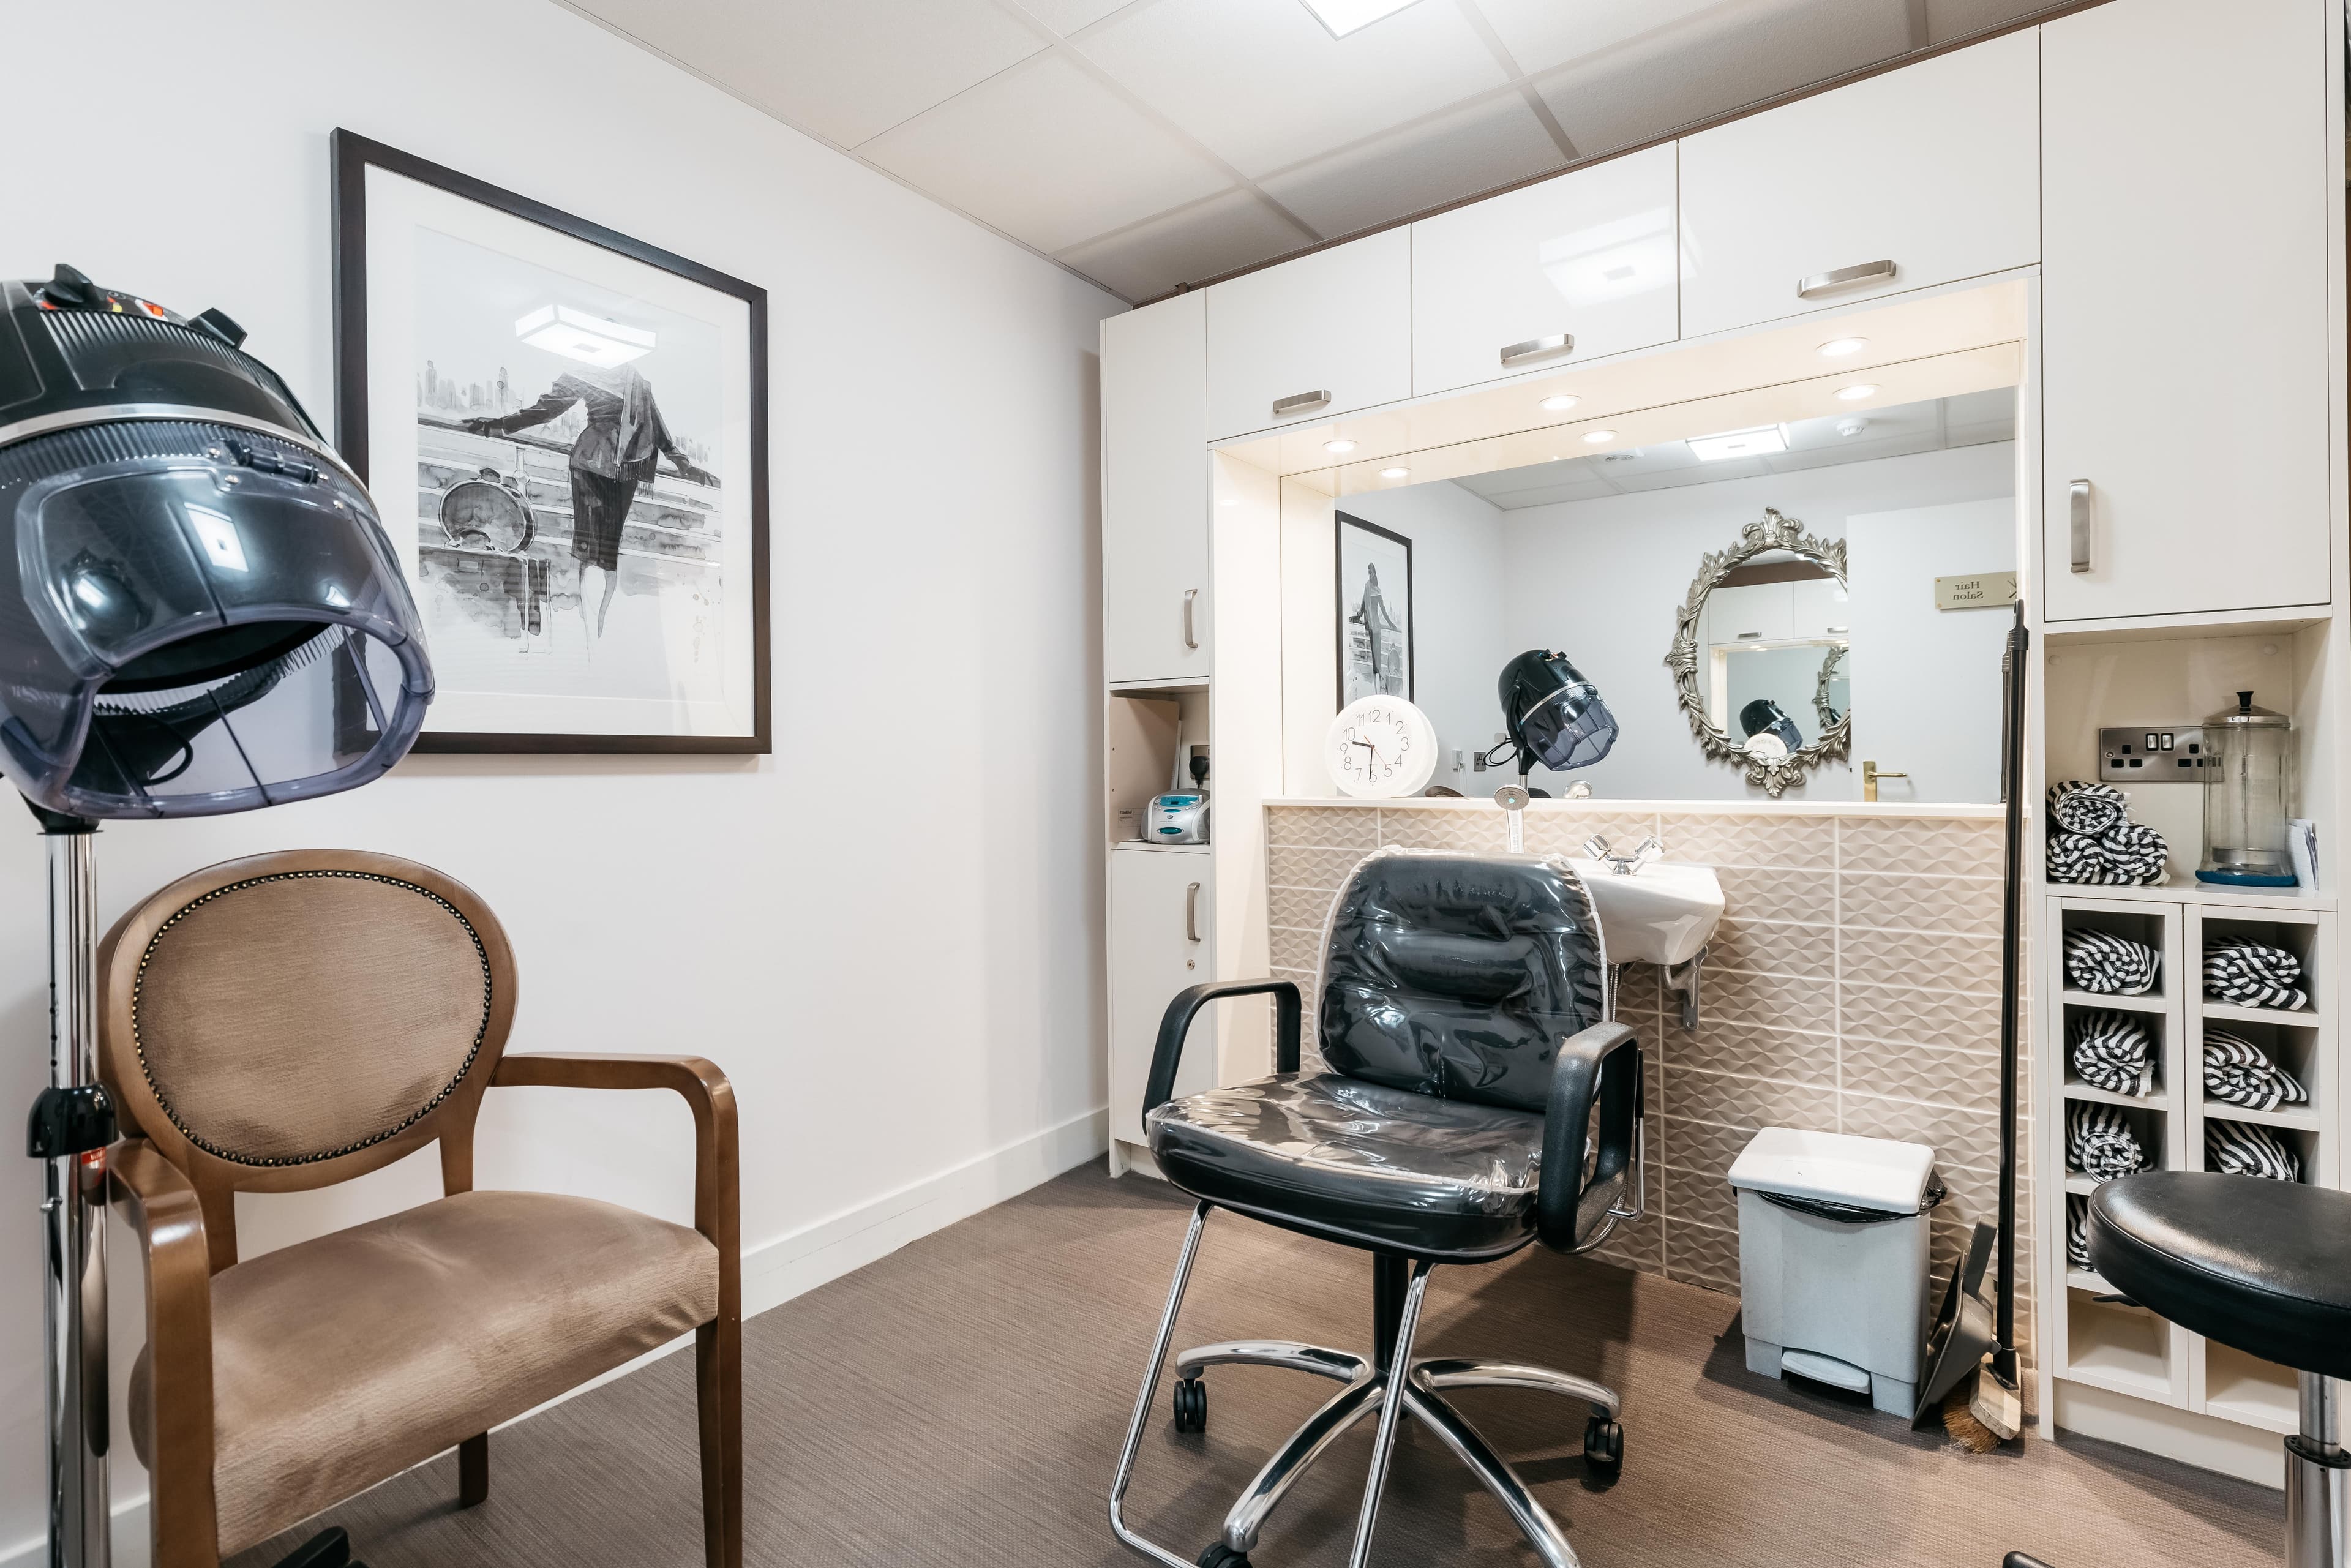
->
[0, 265, 432, 819]
[1740, 698, 1804, 755]
[1499, 649, 1618, 774]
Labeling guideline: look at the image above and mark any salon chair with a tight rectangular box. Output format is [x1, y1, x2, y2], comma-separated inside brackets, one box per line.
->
[1111, 847, 1643, 1568]
[2074, 1174, 2348, 1568]
[99, 850, 741, 1568]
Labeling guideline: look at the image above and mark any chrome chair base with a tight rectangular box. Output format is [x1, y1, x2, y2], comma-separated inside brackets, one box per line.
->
[1111, 1205, 1617, 1568]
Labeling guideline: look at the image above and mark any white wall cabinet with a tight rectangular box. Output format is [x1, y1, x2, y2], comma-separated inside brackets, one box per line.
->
[1107, 846, 1215, 1148]
[1103, 294, 1211, 685]
[1678, 28, 2039, 340]
[1205, 230, 1411, 441]
[2039, 0, 2332, 622]
[1411, 143, 1681, 398]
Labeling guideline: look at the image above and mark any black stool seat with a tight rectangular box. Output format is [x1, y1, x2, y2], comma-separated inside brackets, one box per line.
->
[2088, 1172, 2351, 1381]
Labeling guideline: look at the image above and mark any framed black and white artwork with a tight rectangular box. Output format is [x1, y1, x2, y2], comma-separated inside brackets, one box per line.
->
[1334, 512, 1413, 707]
[331, 130, 769, 754]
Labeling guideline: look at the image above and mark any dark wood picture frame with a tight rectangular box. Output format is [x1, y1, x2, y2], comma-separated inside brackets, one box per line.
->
[330, 129, 771, 755]
[1333, 511, 1415, 709]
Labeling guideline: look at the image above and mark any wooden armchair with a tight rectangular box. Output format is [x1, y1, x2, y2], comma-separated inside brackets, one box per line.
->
[99, 850, 740, 1568]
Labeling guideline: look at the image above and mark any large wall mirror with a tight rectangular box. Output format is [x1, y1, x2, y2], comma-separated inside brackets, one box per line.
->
[1284, 385, 2020, 805]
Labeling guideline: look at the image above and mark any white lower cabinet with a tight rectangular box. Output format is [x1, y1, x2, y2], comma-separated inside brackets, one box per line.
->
[1108, 845, 1215, 1149]
[1410, 143, 1680, 398]
[2039, 0, 2333, 621]
[1677, 26, 2038, 339]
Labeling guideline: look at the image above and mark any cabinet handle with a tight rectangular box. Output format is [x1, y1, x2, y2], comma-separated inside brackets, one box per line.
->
[1185, 882, 1202, 943]
[1182, 588, 1199, 649]
[2069, 479, 2092, 574]
[1499, 332, 1574, 367]
[1272, 389, 1331, 418]
[1796, 259, 1897, 299]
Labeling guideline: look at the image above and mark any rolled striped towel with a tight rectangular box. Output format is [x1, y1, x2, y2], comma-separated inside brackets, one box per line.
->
[2064, 928, 2160, 995]
[2049, 831, 2127, 885]
[2067, 1101, 2151, 1182]
[2066, 1193, 2092, 1272]
[2204, 937, 2308, 1010]
[2206, 1119, 2300, 1182]
[2069, 1010, 2155, 1096]
[2049, 780, 2127, 837]
[2101, 822, 2169, 885]
[2203, 1029, 2308, 1110]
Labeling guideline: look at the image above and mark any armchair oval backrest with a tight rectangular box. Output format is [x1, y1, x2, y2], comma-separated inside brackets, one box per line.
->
[99, 849, 517, 1267]
[1315, 848, 1607, 1114]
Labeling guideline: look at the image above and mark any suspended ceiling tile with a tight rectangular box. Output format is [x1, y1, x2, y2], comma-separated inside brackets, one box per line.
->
[1259, 91, 1567, 242]
[862, 52, 1235, 257]
[1057, 189, 1314, 302]
[1925, 0, 2050, 43]
[1008, 0, 1143, 34]
[567, 0, 1048, 149]
[1609, 454, 1775, 490]
[1532, 0, 1913, 159]
[1076, 0, 1509, 180]
[1466, 0, 1727, 78]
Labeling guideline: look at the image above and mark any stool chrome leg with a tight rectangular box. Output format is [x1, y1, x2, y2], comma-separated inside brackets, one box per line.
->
[1179, 1340, 1368, 1384]
[1403, 1383, 1579, 1568]
[1414, 1357, 1620, 1419]
[2288, 1372, 2348, 1568]
[1220, 1374, 1382, 1554]
[1110, 1202, 1212, 1568]
[1346, 1261, 1433, 1568]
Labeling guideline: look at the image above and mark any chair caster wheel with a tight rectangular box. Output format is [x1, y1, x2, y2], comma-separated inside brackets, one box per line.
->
[1198, 1544, 1250, 1567]
[1583, 1413, 1624, 1471]
[1173, 1375, 1207, 1433]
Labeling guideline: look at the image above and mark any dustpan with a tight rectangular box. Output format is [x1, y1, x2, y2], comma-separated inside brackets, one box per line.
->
[1913, 1222, 1998, 1422]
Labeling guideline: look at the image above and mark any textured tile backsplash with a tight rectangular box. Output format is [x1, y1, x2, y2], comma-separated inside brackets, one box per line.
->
[1264, 802, 2033, 1350]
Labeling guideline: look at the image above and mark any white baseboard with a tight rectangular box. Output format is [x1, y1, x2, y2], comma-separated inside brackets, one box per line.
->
[0, 1106, 1109, 1568]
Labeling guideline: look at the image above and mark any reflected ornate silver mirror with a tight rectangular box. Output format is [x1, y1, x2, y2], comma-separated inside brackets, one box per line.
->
[1666, 508, 1851, 796]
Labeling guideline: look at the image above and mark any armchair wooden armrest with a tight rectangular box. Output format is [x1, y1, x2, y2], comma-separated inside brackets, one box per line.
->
[111, 1138, 219, 1567]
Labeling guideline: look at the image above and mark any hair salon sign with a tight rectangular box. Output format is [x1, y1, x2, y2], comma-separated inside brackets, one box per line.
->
[1934, 571, 2019, 610]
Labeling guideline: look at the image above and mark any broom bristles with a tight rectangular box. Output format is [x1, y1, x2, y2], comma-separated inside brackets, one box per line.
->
[1942, 1374, 2003, 1452]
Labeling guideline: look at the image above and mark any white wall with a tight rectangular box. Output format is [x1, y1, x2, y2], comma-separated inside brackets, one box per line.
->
[0, 0, 1120, 1555]
[1325, 484, 1512, 793]
[1497, 442, 2016, 802]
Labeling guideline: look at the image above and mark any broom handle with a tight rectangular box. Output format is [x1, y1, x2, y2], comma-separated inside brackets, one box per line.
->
[1995, 602, 2028, 1359]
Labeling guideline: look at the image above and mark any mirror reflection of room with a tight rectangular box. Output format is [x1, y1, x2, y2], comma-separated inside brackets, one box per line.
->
[1329, 388, 2018, 804]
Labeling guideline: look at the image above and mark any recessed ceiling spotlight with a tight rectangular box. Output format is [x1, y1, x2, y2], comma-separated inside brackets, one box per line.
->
[1835, 383, 1879, 402]
[1540, 394, 1581, 412]
[1582, 429, 1617, 445]
[1379, 467, 1410, 479]
[1688, 426, 1790, 462]
[1836, 417, 1870, 438]
[1298, 0, 1425, 39]
[1817, 337, 1869, 358]
[1324, 438, 1358, 454]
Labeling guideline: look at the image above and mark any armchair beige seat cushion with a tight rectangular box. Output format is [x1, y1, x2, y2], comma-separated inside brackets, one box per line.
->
[131, 1189, 718, 1557]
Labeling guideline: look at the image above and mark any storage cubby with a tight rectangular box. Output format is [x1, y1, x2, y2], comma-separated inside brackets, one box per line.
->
[2197, 913, 2320, 1019]
[2199, 1341, 2302, 1434]
[2060, 1000, 2168, 1103]
[2060, 1100, 2169, 1184]
[2064, 1288, 2178, 1402]
[2200, 1113, 2317, 1186]
[2056, 905, 2170, 1003]
[2193, 1016, 2320, 1131]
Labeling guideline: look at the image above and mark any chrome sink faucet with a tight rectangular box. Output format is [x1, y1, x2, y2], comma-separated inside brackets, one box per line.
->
[1583, 835, 1663, 876]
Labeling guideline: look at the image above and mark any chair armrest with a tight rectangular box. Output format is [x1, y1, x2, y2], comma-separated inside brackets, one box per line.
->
[111, 1139, 218, 1565]
[1537, 1021, 1643, 1253]
[1145, 980, 1303, 1119]
[491, 1054, 738, 1253]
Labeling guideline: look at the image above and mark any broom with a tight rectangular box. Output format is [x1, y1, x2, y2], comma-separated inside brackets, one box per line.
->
[1944, 604, 2028, 1452]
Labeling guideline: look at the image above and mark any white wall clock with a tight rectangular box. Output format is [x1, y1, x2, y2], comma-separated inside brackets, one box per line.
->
[1326, 695, 1438, 798]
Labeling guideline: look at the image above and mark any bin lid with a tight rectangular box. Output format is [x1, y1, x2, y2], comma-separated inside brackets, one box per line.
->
[1727, 1127, 1938, 1212]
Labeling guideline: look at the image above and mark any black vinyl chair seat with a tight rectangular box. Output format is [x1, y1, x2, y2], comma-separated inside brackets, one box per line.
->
[1147, 1071, 1546, 1261]
[2088, 1172, 2351, 1382]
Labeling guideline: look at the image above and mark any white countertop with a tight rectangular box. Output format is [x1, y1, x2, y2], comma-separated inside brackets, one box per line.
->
[1264, 796, 2012, 820]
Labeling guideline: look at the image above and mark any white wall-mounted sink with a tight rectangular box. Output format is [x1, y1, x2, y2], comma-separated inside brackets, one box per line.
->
[1567, 859, 1725, 967]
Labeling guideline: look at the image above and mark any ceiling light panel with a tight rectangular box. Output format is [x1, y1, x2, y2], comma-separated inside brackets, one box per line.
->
[1299, 0, 1427, 39]
[1687, 425, 1789, 462]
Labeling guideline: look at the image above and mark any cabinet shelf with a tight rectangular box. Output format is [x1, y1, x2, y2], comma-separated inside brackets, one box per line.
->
[2197, 1097, 2319, 1132]
[2062, 1081, 2171, 1109]
[2065, 1269, 2113, 1294]
[2044, 879, 2336, 913]
[2061, 988, 2165, 1014]
[2202, 999, 2320, 1027]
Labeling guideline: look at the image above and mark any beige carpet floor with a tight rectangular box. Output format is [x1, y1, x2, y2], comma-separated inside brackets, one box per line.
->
[230, 1163, 2278, 1567]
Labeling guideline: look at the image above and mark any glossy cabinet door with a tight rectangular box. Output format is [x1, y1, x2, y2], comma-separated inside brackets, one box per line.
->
[1678, 28, 2038, 339]
[1103, 294, 1211, 684]
[1205, 230, 1412, 441]
[2041, 0, 2331, 621]
[1411, 143, 1680, 397]
[1107, 847, 1215, 1149]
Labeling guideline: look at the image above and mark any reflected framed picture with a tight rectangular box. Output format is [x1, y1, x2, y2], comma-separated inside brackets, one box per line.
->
[331, 130, 769, 753]
[1335, 512, 1413, 707]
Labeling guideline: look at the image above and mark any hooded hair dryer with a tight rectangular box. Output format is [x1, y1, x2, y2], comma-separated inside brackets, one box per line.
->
[1493, 649, 1618, 788]
[2, 264, 432, 1568]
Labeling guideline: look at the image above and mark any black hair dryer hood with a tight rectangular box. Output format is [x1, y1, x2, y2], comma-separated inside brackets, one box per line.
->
[0, 265, 432, 819]
[1500, 649, 1618, 773]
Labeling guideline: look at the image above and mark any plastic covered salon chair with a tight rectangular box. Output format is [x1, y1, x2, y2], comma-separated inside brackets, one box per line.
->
[1109, 847, 1643, 1568]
